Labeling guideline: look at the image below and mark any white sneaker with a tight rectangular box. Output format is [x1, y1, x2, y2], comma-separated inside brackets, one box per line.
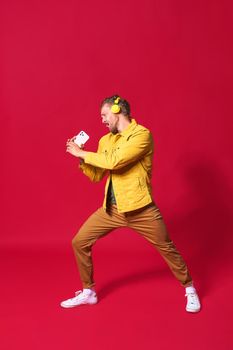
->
[60, 289, 98, 308]
[185, 292, 201, 313]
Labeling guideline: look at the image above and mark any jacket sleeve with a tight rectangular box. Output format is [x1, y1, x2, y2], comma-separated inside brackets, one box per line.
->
[79, 140, 107, 182]
[84, 130, 153, 170]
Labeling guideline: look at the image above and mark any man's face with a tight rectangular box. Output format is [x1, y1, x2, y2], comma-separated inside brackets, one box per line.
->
[101, 104, 119, 134]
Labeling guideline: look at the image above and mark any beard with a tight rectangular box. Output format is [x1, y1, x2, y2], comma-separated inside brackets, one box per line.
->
[109, 125, 118, 134]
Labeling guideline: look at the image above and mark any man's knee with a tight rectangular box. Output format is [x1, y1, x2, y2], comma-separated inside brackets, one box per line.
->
[72, 233, 83, 251]
[72, 229, 90, 251]
[154, 240, 176, 253]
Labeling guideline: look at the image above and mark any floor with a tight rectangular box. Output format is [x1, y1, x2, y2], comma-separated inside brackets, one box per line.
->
[1, 228, 232, 350]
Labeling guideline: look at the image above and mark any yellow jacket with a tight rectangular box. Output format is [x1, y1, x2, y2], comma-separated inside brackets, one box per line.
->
[79, 119, 154, 213]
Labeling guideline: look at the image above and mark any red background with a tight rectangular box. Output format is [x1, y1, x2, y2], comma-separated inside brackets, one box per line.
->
[1, 1, 233, 349]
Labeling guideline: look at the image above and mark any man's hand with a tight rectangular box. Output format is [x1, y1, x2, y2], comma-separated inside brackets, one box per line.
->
[66, 138, 86, 159]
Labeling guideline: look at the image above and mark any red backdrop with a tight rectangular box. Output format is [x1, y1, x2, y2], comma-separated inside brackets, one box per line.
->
[2, 0, 232, 246]
[1, 1, 233, 349]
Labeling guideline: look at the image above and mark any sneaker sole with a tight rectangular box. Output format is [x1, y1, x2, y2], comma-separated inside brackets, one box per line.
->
[60, 299, 98, 308]
[186, 307, 201, 313]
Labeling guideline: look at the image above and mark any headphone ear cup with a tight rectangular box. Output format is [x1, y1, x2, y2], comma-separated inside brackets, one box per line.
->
[111, 104, 121, 114]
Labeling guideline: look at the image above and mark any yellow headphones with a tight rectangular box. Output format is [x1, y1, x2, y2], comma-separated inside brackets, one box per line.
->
[111, 97, 121, 114]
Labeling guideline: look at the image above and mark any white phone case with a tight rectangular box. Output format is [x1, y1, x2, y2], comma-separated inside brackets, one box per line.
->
[74, 130, 90, 147]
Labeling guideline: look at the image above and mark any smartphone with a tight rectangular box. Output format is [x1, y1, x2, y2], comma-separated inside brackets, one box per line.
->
[74, 130, 90, 147]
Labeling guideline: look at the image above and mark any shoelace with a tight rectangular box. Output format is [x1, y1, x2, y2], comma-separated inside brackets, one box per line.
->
[74, 290, 94, 299]
[185, 293, 199, 304]
[65, 290, 85, 302]
[75, 290, 83, 297]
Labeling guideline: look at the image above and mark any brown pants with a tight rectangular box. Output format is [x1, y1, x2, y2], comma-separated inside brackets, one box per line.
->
[72, 203, 193, 289]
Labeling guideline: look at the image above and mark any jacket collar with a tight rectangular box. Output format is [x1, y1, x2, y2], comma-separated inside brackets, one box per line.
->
[118, 118, 137, 137]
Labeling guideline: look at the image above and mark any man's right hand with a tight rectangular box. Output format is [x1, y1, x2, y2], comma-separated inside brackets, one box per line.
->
[67, 136, 85, 149]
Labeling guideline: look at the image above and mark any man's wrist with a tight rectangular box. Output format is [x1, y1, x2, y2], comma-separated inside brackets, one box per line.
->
[78, 150, 87, 160]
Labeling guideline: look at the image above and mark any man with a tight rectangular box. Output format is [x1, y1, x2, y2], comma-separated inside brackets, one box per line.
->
[61, 95, 201, 313]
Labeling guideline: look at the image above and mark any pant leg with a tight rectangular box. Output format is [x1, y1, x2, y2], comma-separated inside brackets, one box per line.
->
[72, 205, 126, 289]
[126, 203, 193, 287]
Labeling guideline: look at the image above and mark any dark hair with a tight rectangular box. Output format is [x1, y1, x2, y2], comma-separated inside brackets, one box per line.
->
[100, 94, 131, 117]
